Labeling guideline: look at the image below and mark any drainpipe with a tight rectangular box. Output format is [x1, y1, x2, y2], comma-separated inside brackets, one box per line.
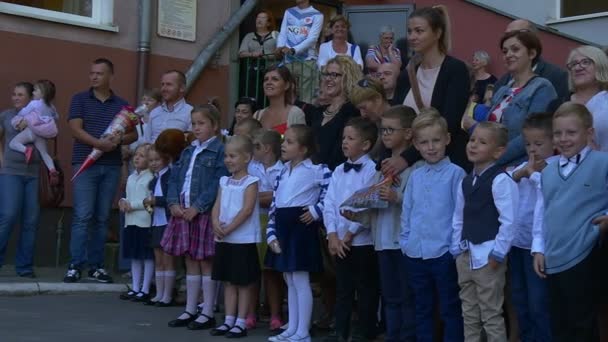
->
[185, 0, 258, 93]
[136, 0, 152, 102]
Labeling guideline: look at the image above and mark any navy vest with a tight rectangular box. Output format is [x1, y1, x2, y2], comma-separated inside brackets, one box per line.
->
[462, 164, 505, 244]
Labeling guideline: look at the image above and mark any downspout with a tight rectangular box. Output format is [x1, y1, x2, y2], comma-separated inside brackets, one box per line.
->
[136, 0, 152, 101]
[185, 0, 258, 92]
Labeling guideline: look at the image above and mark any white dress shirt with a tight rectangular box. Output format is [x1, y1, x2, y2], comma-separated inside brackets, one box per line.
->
[152, 166, 169, 226]
[587, 91, 608, 152]
[145, 98, 193, 143]
[323, 155, 376, 246]
[452, 165, 519, 269]
[181, 136, 216, 208]
[248, 160, 284, 214]
[509, 155, 559, 249]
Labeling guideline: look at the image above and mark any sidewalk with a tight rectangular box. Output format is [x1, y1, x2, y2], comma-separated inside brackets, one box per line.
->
[0, 266, 128, 296]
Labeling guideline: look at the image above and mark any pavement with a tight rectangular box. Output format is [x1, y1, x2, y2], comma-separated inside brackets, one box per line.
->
[0, 266, 128, 295]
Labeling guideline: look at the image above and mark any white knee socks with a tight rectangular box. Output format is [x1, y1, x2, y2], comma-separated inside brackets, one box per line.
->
[184, 275, 201, 316]
[202, 275, 217, 317]
[141, 259, 154, 294]
[152, 271, 164, 302]
[161, 270, 176, 303]
[131, 260, 143, 292]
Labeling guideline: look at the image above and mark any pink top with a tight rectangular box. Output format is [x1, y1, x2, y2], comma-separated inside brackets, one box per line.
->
[403, 65, 441, 113]
[11, 99, 58, 139]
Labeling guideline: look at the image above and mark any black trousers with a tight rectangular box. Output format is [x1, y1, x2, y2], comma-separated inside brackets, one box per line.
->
[334, 245, 379, 339]
[547, 248, 599, 342]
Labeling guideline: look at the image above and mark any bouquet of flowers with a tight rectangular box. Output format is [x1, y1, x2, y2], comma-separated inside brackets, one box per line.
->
[71, 105, 140, 181]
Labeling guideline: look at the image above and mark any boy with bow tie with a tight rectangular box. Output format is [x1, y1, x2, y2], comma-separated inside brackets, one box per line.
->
[532, 102, 608, 341]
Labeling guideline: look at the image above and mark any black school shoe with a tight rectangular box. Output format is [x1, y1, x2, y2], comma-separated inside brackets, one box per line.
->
[168, 311, 197, 327]
[187, 314, 216, 330]
[63, 266, 81, 283]
[119, 290, 137, 300]
[88, 268, 113, 283]
[225, 326, 247, 338]
[132, 292, 150, 302]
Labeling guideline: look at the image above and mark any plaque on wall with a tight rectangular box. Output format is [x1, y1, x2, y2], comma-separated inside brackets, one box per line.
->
[157, 0, 196, 42]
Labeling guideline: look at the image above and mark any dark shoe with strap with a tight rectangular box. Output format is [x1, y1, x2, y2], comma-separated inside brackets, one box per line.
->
[132, 292, 150, 302]
[225, 325, 248, 339]
[155, 299, 176, 307]
[210, 323, 232, 336]
[168, 311, 196, 327]
[187, 314, 216, 330]
[119, 290, 137, 300]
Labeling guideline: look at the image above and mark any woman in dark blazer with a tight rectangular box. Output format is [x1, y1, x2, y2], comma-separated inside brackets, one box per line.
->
[389, 5, 471, 173]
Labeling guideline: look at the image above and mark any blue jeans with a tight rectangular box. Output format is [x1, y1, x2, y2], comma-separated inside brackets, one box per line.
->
[377, 250, 416, 342]
[406, 252, 464, 342]
[70, 164, 120, 270]
[0, 174, 39, 274]
[510, 246, 552, 342]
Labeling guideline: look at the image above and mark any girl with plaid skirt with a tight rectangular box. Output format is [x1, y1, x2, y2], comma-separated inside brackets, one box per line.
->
[162, 104, 229, 329]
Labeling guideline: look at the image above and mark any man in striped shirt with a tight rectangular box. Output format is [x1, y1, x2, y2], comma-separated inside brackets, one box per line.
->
[64, 58, 138, 284]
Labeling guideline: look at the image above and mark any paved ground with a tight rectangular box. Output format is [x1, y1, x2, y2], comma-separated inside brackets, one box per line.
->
[0, 293, 325, 342]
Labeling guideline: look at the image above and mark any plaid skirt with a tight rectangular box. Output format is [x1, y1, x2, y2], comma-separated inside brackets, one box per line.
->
[160, 213, 215, 260]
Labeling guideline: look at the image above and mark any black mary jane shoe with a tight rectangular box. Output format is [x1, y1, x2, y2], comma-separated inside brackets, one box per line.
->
[225, 326, 248, 339]
[119, 290, 137, 301]
[187, 314, 216, 330]
[155, 299, 176, 307]
[168, 311, 197, 328]
[210, 324, 232, 336]
[143, 298, 159, 306]
[132, 292, 150, 303]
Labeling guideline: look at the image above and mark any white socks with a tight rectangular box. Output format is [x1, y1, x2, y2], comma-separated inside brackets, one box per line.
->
[152, 271, 165, 302]
[161, 270, 176, 303]
[230, 317, 247, 333]
[141, 260, 154, 294]
[131, 260, 143, 292]
[178, 274, 201, 319]
[202, 275, 217, 317]
[218, 315, 236, 331]
[292, 271, 312, 337]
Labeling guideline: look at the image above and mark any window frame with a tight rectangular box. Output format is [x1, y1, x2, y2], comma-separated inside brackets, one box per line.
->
[0, 0, 118, 32]
[557, 0, 608, 20]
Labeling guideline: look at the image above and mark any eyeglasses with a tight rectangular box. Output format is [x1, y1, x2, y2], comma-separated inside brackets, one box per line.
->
[321, 72, 343, 80]
[379, 127, 407, 135]
[566, 58, 594, 71]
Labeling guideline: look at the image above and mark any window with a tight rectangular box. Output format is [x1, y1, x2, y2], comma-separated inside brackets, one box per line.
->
[0, 0, 116, 31]
[561, 0, 608, 18]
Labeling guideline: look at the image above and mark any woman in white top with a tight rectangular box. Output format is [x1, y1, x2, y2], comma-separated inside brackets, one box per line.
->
[210, 136, 261, 338]
[118, 144, 155, 302]
[567, 45, 608, 151]
[317, 15, 363, 70]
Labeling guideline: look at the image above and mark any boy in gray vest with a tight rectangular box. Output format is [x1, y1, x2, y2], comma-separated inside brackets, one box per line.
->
[532, 102, 608, 342]
[451, 121, 518, 342]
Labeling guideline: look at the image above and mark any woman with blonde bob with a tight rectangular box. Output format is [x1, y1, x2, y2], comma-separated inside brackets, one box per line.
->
[567, 45, 608, 151]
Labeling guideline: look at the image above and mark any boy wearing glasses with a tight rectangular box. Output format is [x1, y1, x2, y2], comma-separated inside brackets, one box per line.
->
[345, 105, 421, 341]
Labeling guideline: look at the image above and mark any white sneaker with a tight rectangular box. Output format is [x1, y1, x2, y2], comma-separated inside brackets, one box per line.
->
[288, 334, 311, 342]
[268, 332, 292, 342]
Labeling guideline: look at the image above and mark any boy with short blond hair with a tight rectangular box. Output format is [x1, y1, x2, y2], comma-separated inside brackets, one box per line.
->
[401, 110, 465, 341]
[452, 121, 519, 342]
[532, 102, 608, 341]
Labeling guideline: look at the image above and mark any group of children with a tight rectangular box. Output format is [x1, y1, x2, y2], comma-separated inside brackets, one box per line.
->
[117, 96, 607, 342]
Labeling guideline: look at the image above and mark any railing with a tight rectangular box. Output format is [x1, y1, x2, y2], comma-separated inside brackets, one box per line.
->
[239, 55, 320, 106]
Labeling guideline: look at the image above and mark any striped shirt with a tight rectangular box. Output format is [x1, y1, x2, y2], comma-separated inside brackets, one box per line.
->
[266, 159, 331, 243]
[68, 89, 128, 165]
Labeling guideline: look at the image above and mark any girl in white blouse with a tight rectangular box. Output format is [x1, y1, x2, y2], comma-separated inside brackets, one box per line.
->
[210, 136, 261, 338]
[266, 125, 331, 342]
[118, 144, 154, 302]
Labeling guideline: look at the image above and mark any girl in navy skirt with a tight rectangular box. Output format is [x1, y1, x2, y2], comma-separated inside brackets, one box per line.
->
[209, 135, 261, 338]
[119, 144, 155, 302]
[163, 104, 229, 329]
[266, 125, 331, 342]
[143, 145, 174, 306]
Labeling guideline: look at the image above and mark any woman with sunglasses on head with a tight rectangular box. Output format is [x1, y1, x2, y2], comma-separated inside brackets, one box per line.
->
[254, 65, 306, 135]
[228, 97, 259, 136]
[567, 45, 608, 151]
[311, 56, 364, 170]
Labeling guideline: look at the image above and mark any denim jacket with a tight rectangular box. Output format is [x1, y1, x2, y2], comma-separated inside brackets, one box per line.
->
[490, 76, 557, 167]
[167, 138, 228, 213]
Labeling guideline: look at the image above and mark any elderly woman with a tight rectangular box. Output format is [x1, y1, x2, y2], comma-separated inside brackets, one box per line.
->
[567, 45, 608, 151]
[317, 15, 363, 69]
[365, 25, 402, 73]
[239, 10, 278, 59]
[471, 50, 497, 104]
[0, 82, 39, 278]
[462, 30, 557, 167]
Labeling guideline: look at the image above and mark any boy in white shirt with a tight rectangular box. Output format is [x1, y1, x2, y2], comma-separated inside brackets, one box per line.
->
[323, 117, 379, 341]
[451, 122, 518, 342]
